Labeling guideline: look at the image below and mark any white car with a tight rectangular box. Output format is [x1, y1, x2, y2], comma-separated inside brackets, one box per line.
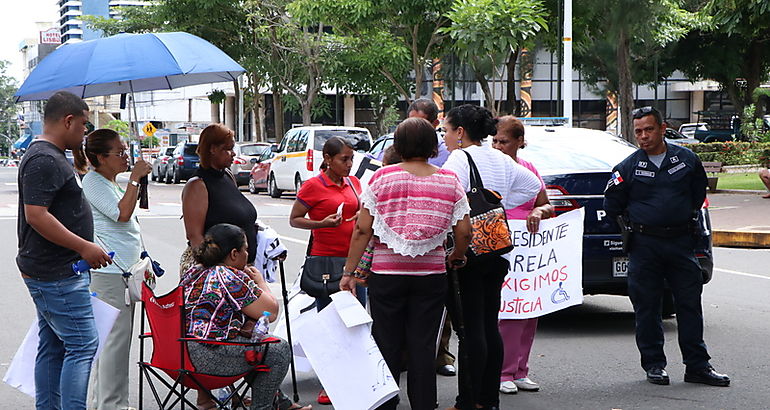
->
[678, 123, 708, 138]
[267, 126, 373, 198]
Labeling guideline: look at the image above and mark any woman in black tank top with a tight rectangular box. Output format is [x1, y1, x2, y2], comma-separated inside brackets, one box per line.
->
[181, 124, 257, 265]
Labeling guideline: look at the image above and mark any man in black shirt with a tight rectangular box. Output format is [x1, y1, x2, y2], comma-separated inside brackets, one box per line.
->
[604, 106, 729, 387]
[17, 91, 112, 409]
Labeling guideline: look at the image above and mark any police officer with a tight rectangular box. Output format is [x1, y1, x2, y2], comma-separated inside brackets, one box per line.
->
[604, 106, 730, 387]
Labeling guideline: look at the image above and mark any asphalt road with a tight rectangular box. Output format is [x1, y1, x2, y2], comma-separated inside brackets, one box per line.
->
[0, 167, 768, 409]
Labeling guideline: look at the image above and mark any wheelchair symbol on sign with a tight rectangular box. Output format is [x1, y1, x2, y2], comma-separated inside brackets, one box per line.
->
[551, 282, 570, 304]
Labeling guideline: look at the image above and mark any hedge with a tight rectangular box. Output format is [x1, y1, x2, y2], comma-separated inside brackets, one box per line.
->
[687, 141, 770, 166]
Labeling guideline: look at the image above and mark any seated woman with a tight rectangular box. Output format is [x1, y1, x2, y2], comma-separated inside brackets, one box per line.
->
[181, 223, 292, 410]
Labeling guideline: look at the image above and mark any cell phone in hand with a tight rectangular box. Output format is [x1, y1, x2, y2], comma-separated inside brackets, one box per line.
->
[336, 202, 344, 217]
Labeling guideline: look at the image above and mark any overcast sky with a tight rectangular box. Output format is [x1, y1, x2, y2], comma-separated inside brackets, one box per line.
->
[1, 0, 59, 83]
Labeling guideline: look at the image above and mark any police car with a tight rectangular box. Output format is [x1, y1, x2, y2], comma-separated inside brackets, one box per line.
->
[518, 125, 714, 312]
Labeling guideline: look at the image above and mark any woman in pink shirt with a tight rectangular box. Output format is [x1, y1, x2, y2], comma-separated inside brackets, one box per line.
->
[341, 118, 472, 410]
[492, 116, 554, 395]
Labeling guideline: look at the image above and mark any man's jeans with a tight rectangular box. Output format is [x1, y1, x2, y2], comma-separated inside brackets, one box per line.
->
[23, 273, 99, 410]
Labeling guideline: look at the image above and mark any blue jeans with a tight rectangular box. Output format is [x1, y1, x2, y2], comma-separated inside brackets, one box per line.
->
[23, 273, 99, 410]
[316, 284, 367, 312]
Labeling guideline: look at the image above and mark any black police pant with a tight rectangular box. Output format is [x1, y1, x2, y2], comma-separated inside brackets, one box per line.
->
[627, 233, 711, 372]
[368, 273, 448, 410]
[447, 256, 509, 409]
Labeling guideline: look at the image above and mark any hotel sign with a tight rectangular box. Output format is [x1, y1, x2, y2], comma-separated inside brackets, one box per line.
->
[40, 29, 61, 45]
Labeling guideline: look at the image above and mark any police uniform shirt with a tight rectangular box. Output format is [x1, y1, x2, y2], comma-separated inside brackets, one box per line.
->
[603, 142, 707, 227]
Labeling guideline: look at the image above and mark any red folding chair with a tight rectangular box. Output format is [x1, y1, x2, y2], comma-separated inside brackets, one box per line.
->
[138, 284, 280, 409]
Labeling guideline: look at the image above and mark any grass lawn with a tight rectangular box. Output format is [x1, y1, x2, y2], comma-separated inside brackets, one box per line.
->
[715, 172, 766, 191]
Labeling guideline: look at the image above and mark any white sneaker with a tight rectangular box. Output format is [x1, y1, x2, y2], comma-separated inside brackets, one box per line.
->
[513, 377, 540, 391]
[499, 381, 518, 394]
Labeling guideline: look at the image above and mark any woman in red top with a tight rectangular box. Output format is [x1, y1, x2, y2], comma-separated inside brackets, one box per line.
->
[289, 136, 365, 405]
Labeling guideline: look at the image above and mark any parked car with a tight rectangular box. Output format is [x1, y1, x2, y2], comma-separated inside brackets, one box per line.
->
[665, 128, 700, 146]
[518, 125, 713, 315]
[267, 126, 373, 198]
[367, 133, 394, 161]
[151, 146, 175, 183]
[230, 142, 271, 186]
[678, 122, 708, 138]
[248, 146, 275, 194]
[693, 111, 739, 142]
[165, 141, 199, 184]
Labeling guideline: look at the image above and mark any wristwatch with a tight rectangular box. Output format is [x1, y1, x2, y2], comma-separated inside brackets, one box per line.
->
[342, 271, 354, 277]
[129, 180, 139, 187]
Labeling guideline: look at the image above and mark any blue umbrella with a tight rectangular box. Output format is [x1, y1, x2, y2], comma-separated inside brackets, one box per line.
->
[15, 32, 245, 102]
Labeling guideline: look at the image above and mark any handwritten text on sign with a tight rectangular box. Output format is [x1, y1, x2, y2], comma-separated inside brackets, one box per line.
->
[499, 207, 585, 319]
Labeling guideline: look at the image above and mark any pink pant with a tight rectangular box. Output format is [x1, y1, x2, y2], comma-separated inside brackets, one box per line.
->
[499, 318, 538, 381]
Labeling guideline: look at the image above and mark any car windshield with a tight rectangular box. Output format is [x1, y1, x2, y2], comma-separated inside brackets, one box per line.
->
[314, 130, 371, 151]
[183, 144, 198, 156]
[518, 127, 637, 175]
[240, 144, 268, 156]
[164, 147, 175, 155]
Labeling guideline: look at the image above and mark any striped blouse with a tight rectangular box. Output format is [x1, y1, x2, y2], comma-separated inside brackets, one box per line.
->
[361, 165, 470, 276]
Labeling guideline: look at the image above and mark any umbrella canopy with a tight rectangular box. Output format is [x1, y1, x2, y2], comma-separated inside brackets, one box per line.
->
[15, 32, 245, 102]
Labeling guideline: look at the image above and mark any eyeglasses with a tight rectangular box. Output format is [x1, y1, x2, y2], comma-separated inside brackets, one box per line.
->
[105, 150, 128, 157]
[632, 106, 658, 119]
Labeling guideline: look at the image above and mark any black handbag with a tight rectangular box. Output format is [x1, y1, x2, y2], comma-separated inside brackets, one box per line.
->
[300, 255, 346, 298]
[461, 150, 514, 258]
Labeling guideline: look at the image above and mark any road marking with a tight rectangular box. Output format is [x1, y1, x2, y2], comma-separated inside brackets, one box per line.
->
[4, 183, 17, 186]
[715, 267, 769, 281]
[278, 235, 308, 245]
[709, 206, 738, 211]
[158, 202, 182, 206]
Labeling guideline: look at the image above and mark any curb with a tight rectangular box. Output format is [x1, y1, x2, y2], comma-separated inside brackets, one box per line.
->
[711, 189, 767, 195]
[712, 230, 770, 249]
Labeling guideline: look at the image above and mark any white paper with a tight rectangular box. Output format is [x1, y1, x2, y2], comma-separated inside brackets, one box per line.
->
[499, 208, 585, 319]
[295, 296, 399, 410]
[3, 296, 121, 397]
[330, 291, 372, 328]
[272, 278, 316, 373]
[336, 202, 344, 217]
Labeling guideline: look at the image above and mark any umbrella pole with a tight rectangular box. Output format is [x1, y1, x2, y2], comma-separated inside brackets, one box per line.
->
[278, 256, 300, 403]
[129, 84, 149, 209]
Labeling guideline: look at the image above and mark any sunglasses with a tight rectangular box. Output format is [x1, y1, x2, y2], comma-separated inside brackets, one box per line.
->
[631, 106, 658, 119]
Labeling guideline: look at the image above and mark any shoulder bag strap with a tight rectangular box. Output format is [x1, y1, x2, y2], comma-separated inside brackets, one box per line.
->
[462, 149, 484, 190]
[346, 177, 360, 211]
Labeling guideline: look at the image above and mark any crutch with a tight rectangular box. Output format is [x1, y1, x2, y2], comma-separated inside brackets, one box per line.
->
[277, 253, 300, 403]
[447, 260, 472, 404]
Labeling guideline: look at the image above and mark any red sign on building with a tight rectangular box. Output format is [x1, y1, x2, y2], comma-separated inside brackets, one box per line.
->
[40, 28, 62, 45]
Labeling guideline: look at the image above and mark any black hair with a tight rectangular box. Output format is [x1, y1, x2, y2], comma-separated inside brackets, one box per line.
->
[394, 117, 438, 160]
[631, 106, 663, 126]
[445, 104, 498, 142]
[84, 129, 121, 168]
[193, 223, 247, 267]
[320, 136, 354, 170]
[382, 145, 403, 166]
[43, 91, 89, 123]
[407, 98, 439, 123]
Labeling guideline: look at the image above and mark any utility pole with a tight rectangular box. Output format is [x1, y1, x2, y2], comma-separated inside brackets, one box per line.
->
[562, 0, 573, 126]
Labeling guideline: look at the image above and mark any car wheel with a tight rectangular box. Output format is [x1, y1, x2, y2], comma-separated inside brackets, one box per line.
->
[295, 174, 303, 194]
[268, 173, 283, 198]
[173, 168, 181, 184]
[661, 289, 675, 318]
[248, 177, 258, 194]
[164, 167, 173, 184]
[157, 168, 165, 183]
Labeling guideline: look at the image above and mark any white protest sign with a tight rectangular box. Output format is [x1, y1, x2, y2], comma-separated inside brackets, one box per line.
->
[499, 207, 585, 319]
[294, 291, 399, 410]
[4, 295, 120, 396]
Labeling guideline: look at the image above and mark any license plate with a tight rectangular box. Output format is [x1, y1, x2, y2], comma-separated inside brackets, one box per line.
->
[193, 163, 199, 168]
[613, 257, 629, 277]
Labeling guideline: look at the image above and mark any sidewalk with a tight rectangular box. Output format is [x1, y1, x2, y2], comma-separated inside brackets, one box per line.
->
[707, 191, 770, 248]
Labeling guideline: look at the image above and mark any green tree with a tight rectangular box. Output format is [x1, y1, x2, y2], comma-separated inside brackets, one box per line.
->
[289, 0, 454, 103]
[441, 0, 547, 115]
[105, 119, 130, 140]
[670, 0, 770, 118]
[0, 61, 19, 155]
[570, 0, 701, 141]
